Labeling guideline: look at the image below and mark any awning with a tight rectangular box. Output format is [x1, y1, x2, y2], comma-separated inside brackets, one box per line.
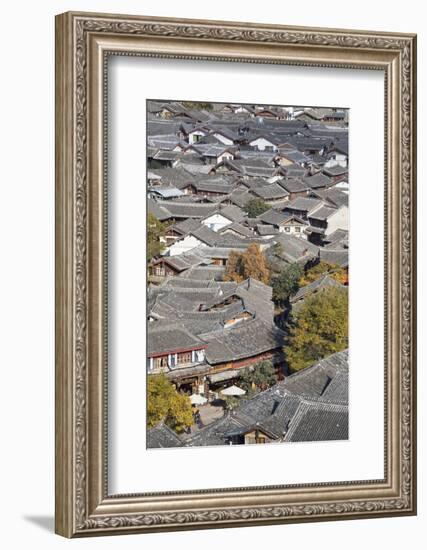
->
[208, 370, 239, 383]
[190, 393, 208, 405]
[221, 385, 246, 396]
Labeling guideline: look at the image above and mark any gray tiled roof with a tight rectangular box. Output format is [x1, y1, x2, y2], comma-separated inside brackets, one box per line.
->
[229, 188, 253, 208]
[149, 185, 184, 199]
[148, 134, 180, 150]
[270, 233, 319, 263]
[147, 120, 182, 136]
[308, 205, 338, 221]
[225, 159, 276, 178]
[203, 318, 285, 364]
[257, 224, 280, 236]
[277, 164, 308, 178]
[219, 204, 246, 223]
[183, 349, 349, 447]
[322, 165, 348, 177]
[319, 248, 349, 268]
[179, 265, 226, 281]
[219, 222, 254, 239]
[153, 201, 218, 219]
[153, 250, 210, 273]
[285, 196, 324, 214]
[283, 350, 349, 402]
[146, 423, 184, 448]
[258, 208, 307, 228]
[277, 177, 310, 194]
[149, 167, 195, 186]
[290, 274, 345, 303]
[279, 150, 311, 164]
[184, 414, 243, 447]
[321, 367, 349, 404]
[303, 173, 333, 189]
[283, 402, 348, 442]
[258, 208, 290, 226]
[311, 188, 349, 208]
[171, 218, 202, 236]
[147, 198, 172, 222]
[323, 228, 348, 247]
[147, 323, 205, 356]
[252, 183, 290, 201]
[190, 225, 247, 248]
[181, 164, 214, 176]
[152, 150, 181, 162]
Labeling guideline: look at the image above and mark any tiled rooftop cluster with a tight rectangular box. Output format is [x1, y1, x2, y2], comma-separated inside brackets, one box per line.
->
[148, 350, 349, 447]
[146, 100, 349, 447]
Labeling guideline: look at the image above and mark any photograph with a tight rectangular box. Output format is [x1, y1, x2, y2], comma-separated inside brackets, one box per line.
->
[146, 100, 349, 449]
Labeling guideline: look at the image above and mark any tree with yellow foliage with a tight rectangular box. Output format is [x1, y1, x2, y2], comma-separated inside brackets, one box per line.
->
[285, 286, 348, 372]
[147, 374, 193, 433]
[224, 243, 270, 284]
[299, 261, 348, 286]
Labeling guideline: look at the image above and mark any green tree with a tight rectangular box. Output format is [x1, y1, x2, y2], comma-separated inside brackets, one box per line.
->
[147, 374, 193, 433]
[223, 395, 241, 411]
[239, 361, 277, 393]
[224, 243, 270, 284]
[272, 263, 304, 306]
[147, 213, 166, 262]
[285, 287, 348, 372]
[245, 198, 270, 218]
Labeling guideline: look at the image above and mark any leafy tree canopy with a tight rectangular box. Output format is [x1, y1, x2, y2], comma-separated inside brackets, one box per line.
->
[239, 360, 277, 393]
[272, 263, 304, 306]
[285, 286, 348, 372]
[224, 243, 270, 284]
[244, 198, 270, 218]
[147, 213, 167, 262]
[223, 395, 241, 411]
[300, 261, 348, 286]
[147, 374, 193, 433]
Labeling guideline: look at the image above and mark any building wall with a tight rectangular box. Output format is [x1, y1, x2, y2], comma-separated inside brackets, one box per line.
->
[202, 213, 233, 232]
[150, 262, 180, 277]
[148, 349, 206, 374]
[334, 180, 349, 192]
[249, 137, 277, 151]
[280, 224, 307, 238]
[244, 430, 273, 444]
[188, 130, 206, 144]
[207, 350, 282, 374]
[325, 154, 348, 168]
[167, 235, 203, 256]
[217, 151, 234, 162]
[326, 205, 349, 235]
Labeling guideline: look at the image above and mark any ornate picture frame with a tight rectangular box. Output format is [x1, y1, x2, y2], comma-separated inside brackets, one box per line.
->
[55, 11, 417, 537]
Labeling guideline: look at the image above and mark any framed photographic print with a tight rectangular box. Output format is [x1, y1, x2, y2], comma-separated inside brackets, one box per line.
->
[55, 11, 417, 537]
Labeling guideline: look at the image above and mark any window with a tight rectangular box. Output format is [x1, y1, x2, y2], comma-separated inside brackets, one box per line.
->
[177, 351, 192, 365]
[295, 226, 301, 232]
[154, 356, 168, 370]
[154, 266, 165, 276]
[284, 226, 290, 232]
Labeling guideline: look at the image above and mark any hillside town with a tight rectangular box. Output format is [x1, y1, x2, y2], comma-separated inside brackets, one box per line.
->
[146, 100, 349, 448]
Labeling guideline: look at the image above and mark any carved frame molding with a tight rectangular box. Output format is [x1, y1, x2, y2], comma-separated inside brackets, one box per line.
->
[55, 12, 416, 537]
